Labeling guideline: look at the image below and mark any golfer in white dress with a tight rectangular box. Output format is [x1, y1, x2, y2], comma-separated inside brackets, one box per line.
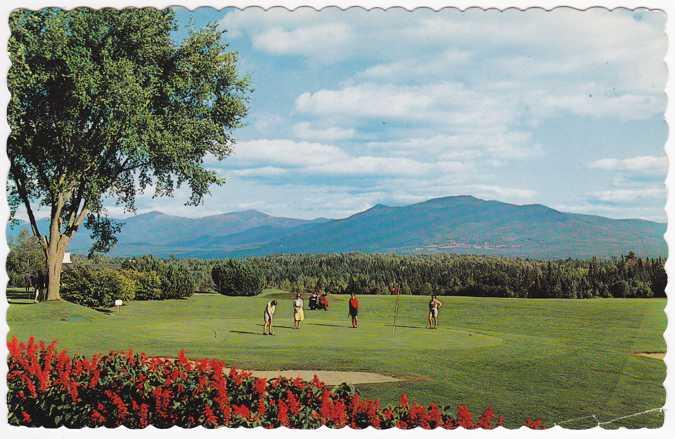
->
[293, 293, 304, 329]
[263, 300, 277, 335]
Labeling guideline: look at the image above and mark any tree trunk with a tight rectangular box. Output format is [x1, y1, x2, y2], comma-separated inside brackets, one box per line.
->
[46, 245, 65, 301]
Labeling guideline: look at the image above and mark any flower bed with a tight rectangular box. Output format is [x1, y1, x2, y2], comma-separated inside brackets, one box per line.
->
[7, 337, 544, 429]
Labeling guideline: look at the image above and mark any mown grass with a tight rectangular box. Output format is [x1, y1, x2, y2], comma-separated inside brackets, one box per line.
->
[6, 288, 666, 428]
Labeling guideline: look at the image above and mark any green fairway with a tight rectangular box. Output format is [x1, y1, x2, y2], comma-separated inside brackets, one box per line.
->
[7, 289, 666, 428]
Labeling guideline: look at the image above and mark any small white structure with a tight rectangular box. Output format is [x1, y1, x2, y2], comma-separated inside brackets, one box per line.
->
[114, 299, 123, 312]
[63, 252, 72, 264]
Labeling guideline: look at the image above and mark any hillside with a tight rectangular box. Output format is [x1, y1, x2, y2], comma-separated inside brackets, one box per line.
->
[7, 196, 666, 259]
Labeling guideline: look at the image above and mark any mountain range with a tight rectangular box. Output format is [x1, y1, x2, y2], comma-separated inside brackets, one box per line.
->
[7, 195, 667, 259]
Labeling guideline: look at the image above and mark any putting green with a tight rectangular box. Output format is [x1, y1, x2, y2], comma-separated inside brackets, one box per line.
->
[7, 289, 666, 428]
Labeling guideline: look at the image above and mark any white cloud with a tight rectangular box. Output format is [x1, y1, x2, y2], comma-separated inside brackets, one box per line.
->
[251, 23, 353, 62]
[359, 49, 472, 80]
[221, 139, 469, 180]
[308, 156, 466, 177]
[553, 202, 665, 222]
[295, 82, 515, 127]
[364, 132, 538, 161]
[587, 187, 665, 203]
[590, 155, 667, 173]
[229, 166, 289, 177]
[221, 7, 665, 97]
[467, 185, 538, 202]
[229, 139, 349, 167]
[292, 122, 355, 141]
[226, 8, 665, 124]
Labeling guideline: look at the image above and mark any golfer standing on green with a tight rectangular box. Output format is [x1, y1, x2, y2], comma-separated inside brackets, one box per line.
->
[263, 300, 277, 335]
[348, 292, 359, 328]
[293, 293, 304, 329]
[427, 295, 443, 329]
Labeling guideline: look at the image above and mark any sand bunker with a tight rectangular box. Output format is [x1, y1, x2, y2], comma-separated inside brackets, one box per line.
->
[634, 352, 665, 360]
[225, 369, 401, 385]
[152, 357, 400, 384]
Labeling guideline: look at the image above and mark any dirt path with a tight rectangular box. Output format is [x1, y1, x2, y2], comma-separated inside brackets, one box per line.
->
[152, 357, 401, 384]
[634, 352, 665, 360]
[224, 369, 401, 385]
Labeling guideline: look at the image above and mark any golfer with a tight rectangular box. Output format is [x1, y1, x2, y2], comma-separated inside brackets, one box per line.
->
[427, 295, 443, 329]
[263, 300, 277, 335]
[348, 292, 359, 328]
[293, 293, 304, 329]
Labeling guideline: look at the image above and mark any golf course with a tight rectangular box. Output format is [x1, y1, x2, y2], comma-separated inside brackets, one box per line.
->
[7, 289, 666, 428]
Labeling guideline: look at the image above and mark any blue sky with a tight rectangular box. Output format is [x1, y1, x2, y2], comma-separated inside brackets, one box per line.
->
[128, 7, 668, 221]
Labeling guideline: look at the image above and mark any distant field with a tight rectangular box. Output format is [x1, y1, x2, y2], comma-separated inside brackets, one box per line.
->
[6, 289, 666, 428]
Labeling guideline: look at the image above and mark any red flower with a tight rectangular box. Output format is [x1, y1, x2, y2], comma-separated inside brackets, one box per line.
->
[178, 350, 188, 366]
[6, 338, 536, 430]
[320, 390, 332, 421]
[312, 374, 324, 388]
[104, 390, 129, 423]
[286, 391, 300, 414]
[292, 376, 305, 389]
[278, 400, 289, 427]
[399, 393, 409, 408]
[255, 377, 267, 395]
[478, 406, 495, 429]
[203, 404, 218, 427]
[90, 409, 106, 426]
[21, 411, 31, 424]
[525, 417, 544, 429]
[258, 398, 267, 417]
[457, 405, 475, 429]
[233, 404, 251, 420]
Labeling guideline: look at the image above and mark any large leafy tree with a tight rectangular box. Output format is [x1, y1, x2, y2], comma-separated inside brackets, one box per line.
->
[7, 8, 250, 300]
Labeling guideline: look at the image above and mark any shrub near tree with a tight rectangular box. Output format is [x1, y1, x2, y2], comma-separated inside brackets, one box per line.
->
[212, 260, 264, 296]
[125, 270, 163, 300]
[6, 229, 45, 289]
[61, 266, 136, 308]
[160, 264, 195, 299]
[121, 257, 195, 300]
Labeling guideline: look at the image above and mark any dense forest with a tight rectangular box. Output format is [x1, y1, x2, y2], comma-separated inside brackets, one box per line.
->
[175, 252, 665, 299]
[7, 229, 666, 299]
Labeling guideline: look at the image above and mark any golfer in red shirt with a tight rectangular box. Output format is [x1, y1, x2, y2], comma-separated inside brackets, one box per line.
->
[348, 292, 359, 328]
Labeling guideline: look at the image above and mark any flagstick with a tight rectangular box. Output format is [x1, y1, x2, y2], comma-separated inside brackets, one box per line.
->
[391, 286, 400, 336]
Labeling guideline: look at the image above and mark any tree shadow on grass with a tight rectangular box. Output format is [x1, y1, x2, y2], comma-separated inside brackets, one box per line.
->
[307, 322, 348, 328]
[255, 324, 295, 330]
[385, 324, 427, 330]
[7, 300, 35, 305]
[230, 330, 264, 336]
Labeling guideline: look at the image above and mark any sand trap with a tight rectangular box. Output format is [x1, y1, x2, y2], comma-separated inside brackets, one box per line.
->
[634, 352, 665, 360]
[225, 369, 401, 385]
[152, 357, 400, 384]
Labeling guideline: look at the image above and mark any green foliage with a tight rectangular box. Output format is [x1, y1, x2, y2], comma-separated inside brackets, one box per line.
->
[121, 256, 195, 299]
[125, 270, 163, 300]
[6, 229, 45, 288]
[7, 8, 250, 297]
[159, 264, 195, 299]
[173, 252, 664, 299]
[61, 265, 136, 307]
[211, 260, 264, 296]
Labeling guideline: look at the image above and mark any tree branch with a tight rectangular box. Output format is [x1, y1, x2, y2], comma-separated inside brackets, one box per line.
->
[10, 169, 47, 251]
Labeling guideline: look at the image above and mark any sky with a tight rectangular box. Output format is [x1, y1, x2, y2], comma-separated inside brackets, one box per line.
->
[92, 7, 673, 222]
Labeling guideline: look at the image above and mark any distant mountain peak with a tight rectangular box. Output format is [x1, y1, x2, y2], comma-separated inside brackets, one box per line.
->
[139, 210, 168, 217]
[7, 194, 665, 259]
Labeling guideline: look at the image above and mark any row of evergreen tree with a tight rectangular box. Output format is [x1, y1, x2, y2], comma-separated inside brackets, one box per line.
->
[173, 252, 666, 299]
